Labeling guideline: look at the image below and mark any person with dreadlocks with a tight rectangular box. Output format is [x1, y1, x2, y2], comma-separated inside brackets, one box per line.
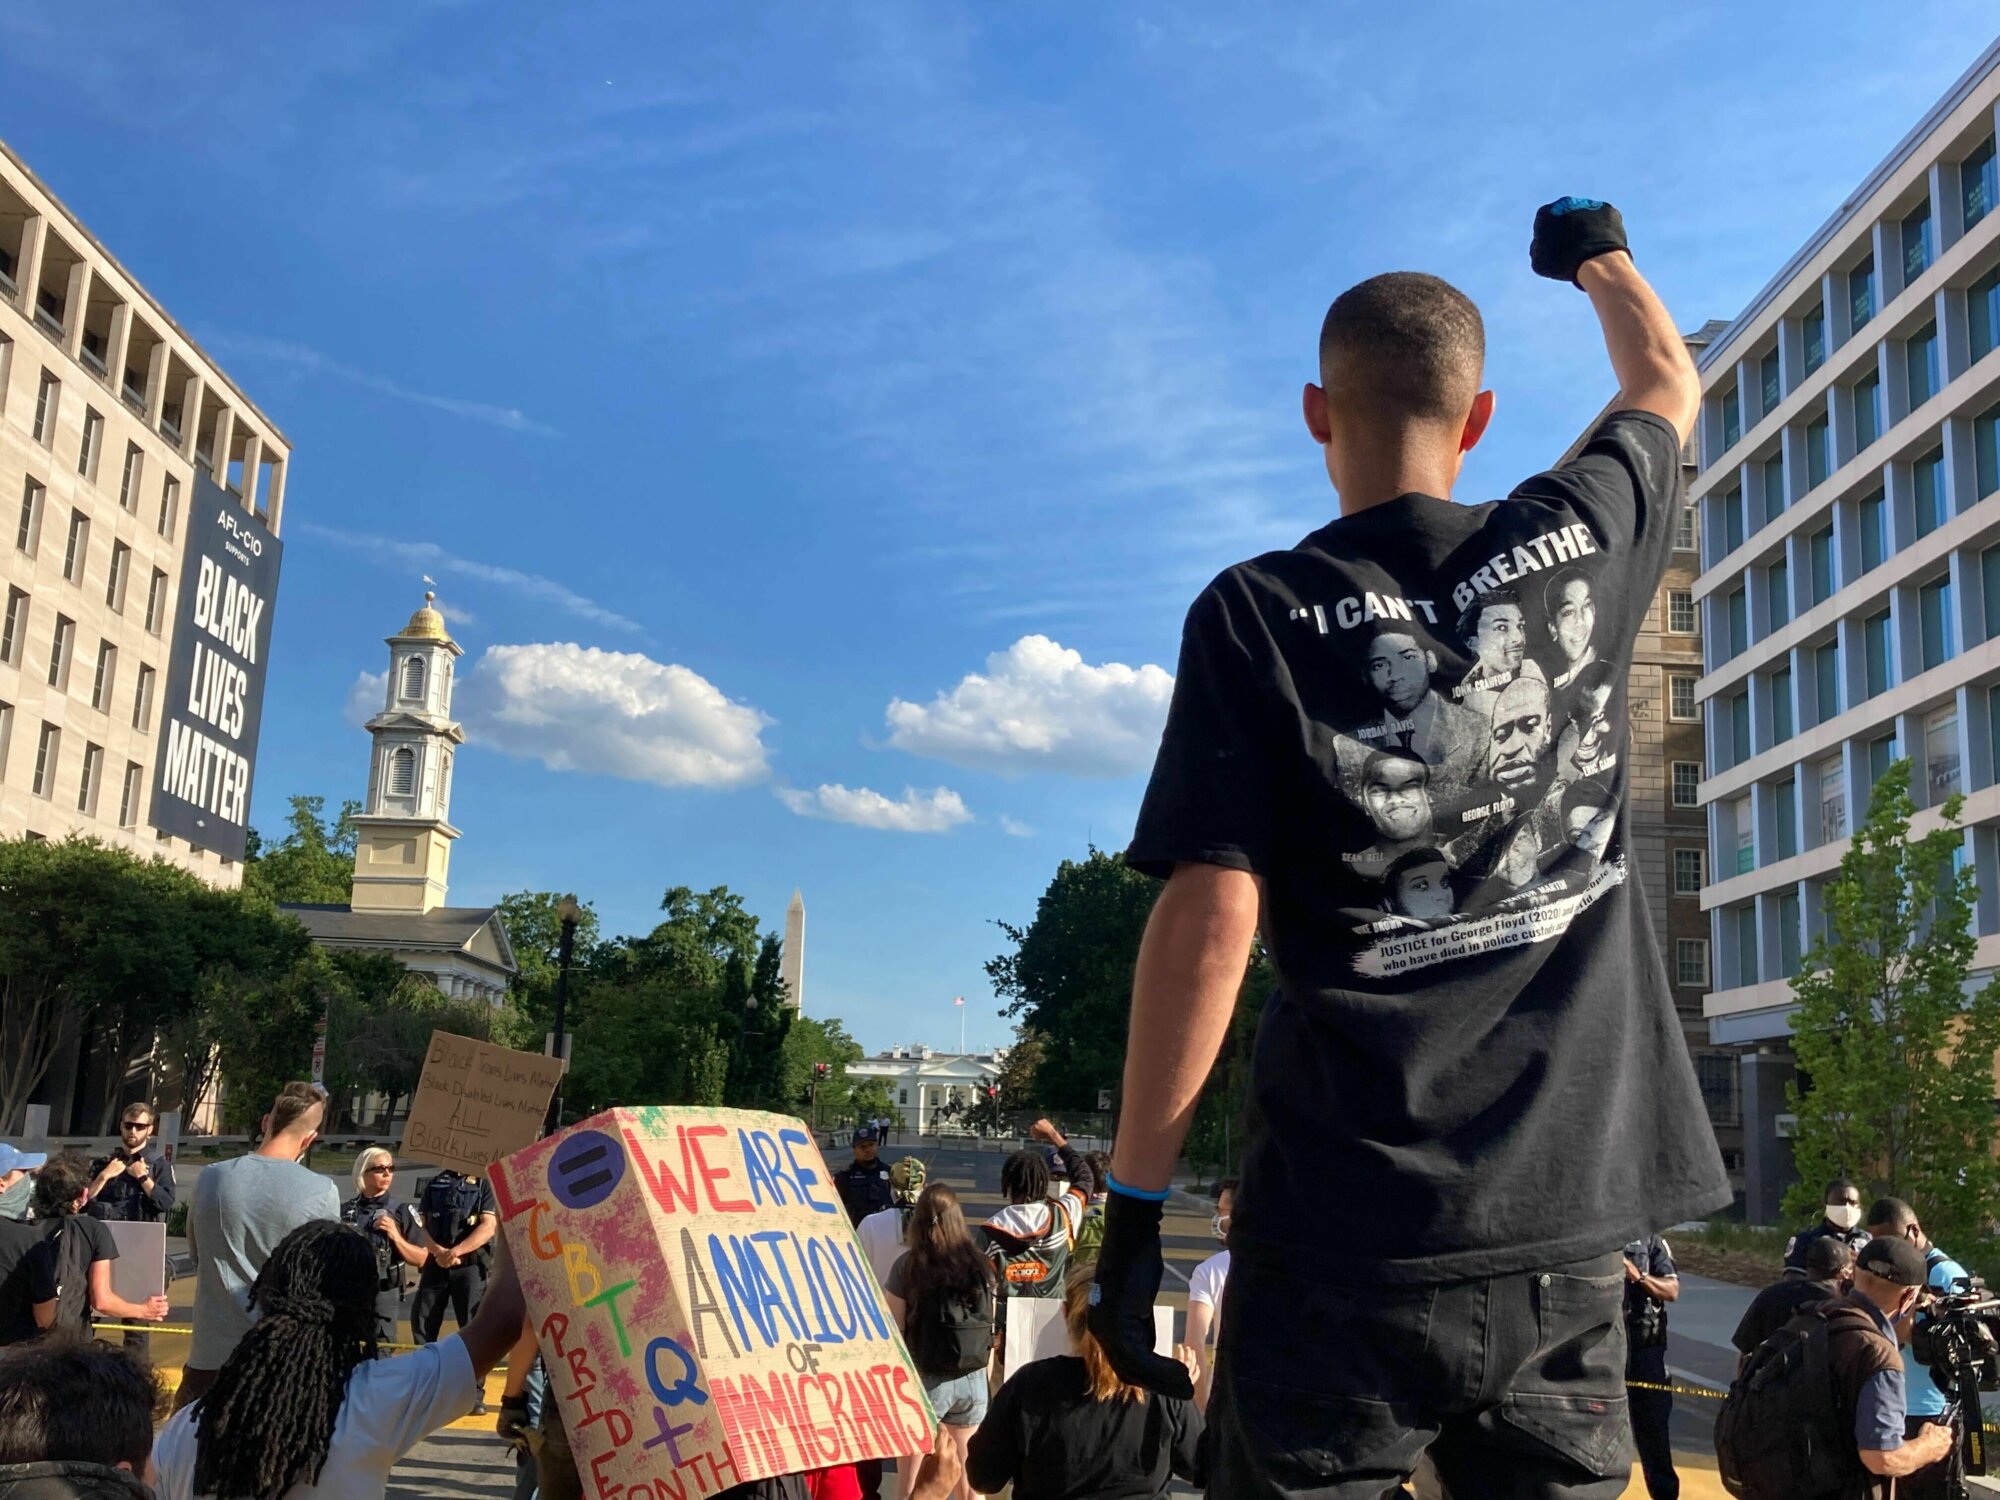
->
[150, 1216, 525, 1500]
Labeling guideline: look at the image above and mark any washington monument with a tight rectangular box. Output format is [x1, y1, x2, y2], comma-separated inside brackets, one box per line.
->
[780, 889, 805, 1012]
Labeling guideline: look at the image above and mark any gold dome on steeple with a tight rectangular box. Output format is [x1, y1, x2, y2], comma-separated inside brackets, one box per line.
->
[396, 591, 452, 643]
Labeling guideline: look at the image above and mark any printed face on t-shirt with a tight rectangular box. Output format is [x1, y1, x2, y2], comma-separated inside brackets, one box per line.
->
[1390, 859, 1455, 920]
[1573, 685, 1615, 771]
[1487, 679, 1551, 787]
[1470, 602, 1528, 676]
[1362, 753, 1432, 841]
[1367, 631, 1433, 716]
[1547, 574, 1596, 669]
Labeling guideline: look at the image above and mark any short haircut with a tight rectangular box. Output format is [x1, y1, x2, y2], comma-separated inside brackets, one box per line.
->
[353, 1146, 395, 1195]
[1319, 272, 1485, 424]
[1867, 1196, 1917, 1234]
[1568, 657, 1618, 708]
[268, 1082, 328, 1139]
[1457, 586, 1524, 648]
[1383, 846, 1451, 889]
[1806, 1236, 1855, 1280]
[1000, 1149, 1050, 1205]
[1542, 566, 1593, 619]
[1213, 1178, 1238, 1202]
[31, 1153, 90, 1219]
[1560, 777, 1617, 823]
[0, 1338, 159, 1472]
[1361, 748, 1430, 790]
[1825, 1176, 1859, 1201]
[120, 1102, 156, 1126]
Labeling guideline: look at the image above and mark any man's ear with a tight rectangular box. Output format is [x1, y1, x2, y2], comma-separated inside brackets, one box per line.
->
[1303, 382, 1333, 445]
[1460, 389, 1497, 453]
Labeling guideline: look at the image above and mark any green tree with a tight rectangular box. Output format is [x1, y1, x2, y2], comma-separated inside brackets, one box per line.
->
[779, 1016, 866, 1114]
[243, 795, 361, 904]
[322, 952, 493, 1126]
[1784, 760, 2000, 1249]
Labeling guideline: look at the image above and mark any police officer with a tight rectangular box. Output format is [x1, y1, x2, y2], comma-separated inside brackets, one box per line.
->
[412, 1166, 498, 1408]
[1782, 1176, 1870, 1276]
[832, 1125, 894, 1226]
[340, 1147, 427, 1346]
[85, 1102, 177, 1359]
[1624, 1233, 1681, 1500]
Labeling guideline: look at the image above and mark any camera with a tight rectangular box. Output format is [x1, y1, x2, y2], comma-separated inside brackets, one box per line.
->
[1910, 1275, 2000, 1484]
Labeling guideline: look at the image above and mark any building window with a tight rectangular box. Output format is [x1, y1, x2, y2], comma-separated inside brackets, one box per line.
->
[1673, 847, 1706, 895]
[1863, 609, 1892, 697]
[1992, 688, 2000, 787]
[898, 1089, 908, 1106]
[1672, 760, 1701, 808]
[1802, 304, 1826, 377]
[1727, 589, 1747, 657]
[0, 701, 10, 780]
[1667, 589, 1695, 634]
[401, 655, 426, 700]
[1762, 457, 1785, 522]
[106, 542, 129, 613]
[1869, 732, 1898, 791]
[1736, 905, 1759, 985]
[158, 476, 179, 539]
[47, 615, 73, 691]
[77, 407, 103, 480]
[1974, 266, 2000, 363]
[118, 444, 141, 511]
[118, 760, 142, 828]
[1809, 525, 1834, 605]
[1850, 254, 1876, 333]
[1759, 349, 1781, 414]
[1977, 400, 1999, 500]
[389, 747, 416, 797]
[33, 371, 58, 446]
[31, 723, 58, 798]
[1776, 775, 1798, 860]
[1767, 559, 1790, 631]
[90, 641, 116, 712]
[61, 510, 87, 584]
[0, 589, 24, 667]
[15, 479, 42, 556]
[1854, 370, 1881, 452]
[1722, 487, 1746, 553]
[145, 569, 167, 635]
[1988, 546, 2000, 642]
[132, 663, 154, 730]
[1903, 199, 1934, 283]
[1669, 673, 1698, 721]
[1806, 416, 1829, 489]
[1731, 691, 1751, 766]
[1721, 384, 1741, 449]
[1821, 756, 1847, 843]
[77, 742, 102, 815]
[1907, 321, 1940, 408]
[1815, 640, 1841, 724]
[1778, 890, 1802, 978]
[1967, 136, 1998, 232]
[1676, 937, 1710, 988]
[1860, 491, 1888, 573]
[1675, 506, 1697, 553]
[1927, 704, 1961, 803]
[1772, 666, 1793, 743]
[1698, 1053, 1741, 1126]
[1919, 576, 1955, 670]
[1914, 448, 1946, 538]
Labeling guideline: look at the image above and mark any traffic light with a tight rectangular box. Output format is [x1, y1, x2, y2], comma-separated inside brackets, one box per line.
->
[813, 1062, 831, 1081]
[985, 1085, 998, 1100]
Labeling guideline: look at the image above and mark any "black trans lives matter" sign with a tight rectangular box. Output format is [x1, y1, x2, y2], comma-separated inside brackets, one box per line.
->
[149, 473, 283, 860]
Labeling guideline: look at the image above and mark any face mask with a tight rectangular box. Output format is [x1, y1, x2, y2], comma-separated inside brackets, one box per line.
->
[0, 1177, 29, 1221]
[1826, 1203, 1864, 1231]
[1211, 1214, 1230, 1242]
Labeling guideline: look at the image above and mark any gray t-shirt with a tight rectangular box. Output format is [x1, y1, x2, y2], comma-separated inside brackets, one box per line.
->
[187, 1154, 340, 1369]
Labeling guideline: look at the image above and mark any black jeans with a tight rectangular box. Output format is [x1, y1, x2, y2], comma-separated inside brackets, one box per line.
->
[1209, 1250, 1633, 1499]
[1624, 1341, 1678, 1499]
[411, 1264, 485, 1345]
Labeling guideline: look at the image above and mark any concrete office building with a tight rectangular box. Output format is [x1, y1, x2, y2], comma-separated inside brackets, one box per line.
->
[0, 137, 290, 884]
[1692, 42, 2000, 1221]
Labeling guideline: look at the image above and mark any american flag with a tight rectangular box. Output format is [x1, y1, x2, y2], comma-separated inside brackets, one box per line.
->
[953, 996, 965, 1006]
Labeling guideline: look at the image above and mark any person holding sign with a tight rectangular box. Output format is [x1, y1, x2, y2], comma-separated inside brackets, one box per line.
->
[883, 1183, 998, 1500]
[152, 1219, 528, 1500]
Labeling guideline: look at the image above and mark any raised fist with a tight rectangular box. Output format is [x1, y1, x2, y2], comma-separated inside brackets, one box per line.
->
[1531, 197, 1629, 286]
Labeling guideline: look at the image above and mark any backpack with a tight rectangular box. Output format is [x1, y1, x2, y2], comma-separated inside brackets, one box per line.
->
[44, 1220, 95, 1332]
[1714, 1304, 1871, 1500]
[1073, 1204, 1106, 1267]
[909, 1280, 996, 1378]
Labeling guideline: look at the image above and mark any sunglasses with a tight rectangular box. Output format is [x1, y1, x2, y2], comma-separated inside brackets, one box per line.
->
[120, 1121, 151, 1131]
[365, 1164, 395, 1173]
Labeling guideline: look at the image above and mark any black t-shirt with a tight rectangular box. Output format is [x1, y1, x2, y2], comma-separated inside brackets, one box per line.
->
[965, 1355, 1205, 1500]
[1129, 411, 1731, 1282]
[23, 1216, 117, 1331]
[0, 1218, 52, 1345]
[1733, 1276, 1843, 1355]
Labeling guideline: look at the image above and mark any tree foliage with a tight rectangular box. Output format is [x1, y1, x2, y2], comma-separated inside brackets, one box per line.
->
[242, 796, 360, 904]
[1784, 760, 2000, 1249]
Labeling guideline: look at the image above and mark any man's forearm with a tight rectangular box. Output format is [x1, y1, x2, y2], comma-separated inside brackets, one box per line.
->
[1578, 254, 1699, 441]
[1109, 864, 1261, 1191]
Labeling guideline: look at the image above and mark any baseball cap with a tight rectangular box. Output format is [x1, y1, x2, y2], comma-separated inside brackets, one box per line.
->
[1857, 1235, 1928, 1287]
[890, 1158, 926, 1198]
[0, 1144, 48, 1175]
[853, 1125, 881, 1145]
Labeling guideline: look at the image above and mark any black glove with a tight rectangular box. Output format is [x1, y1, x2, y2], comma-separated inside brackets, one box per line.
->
[1085, 1188, 1193, 1399]
[1530, 197, 1629, 286]
[495, 1394, 532, 1455]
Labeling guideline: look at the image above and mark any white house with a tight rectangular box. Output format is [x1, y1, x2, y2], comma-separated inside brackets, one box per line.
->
[848, 1045, 1004, 1135]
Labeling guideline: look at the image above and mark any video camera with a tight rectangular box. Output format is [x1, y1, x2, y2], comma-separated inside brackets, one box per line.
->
[1910, 1274, 2000, 1484]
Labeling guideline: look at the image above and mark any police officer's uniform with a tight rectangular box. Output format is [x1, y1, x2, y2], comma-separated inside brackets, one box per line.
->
[1781, 1218, 1870, 1277]
[831, 1129, 894, 1227]
[411, 1169, 497, 1346]
[1623, 1234, 1679, 1500]
[85, 1138, 175, 1358]
[342, 1189, 422, 1345]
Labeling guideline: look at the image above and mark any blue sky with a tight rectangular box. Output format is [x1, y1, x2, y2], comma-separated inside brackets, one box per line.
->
[2, 4, 1994, 1052]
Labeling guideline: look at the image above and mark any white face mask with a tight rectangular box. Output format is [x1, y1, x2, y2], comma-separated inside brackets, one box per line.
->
[1825, 1203, 1864, 1231]
[1211, 1214, 1230, 1242]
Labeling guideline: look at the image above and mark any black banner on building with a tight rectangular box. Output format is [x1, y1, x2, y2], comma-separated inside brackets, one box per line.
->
[148, 472, 283, 860]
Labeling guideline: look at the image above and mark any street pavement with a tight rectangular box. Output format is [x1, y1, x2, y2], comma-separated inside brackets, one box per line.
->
[141, 1137, 1750, 1498]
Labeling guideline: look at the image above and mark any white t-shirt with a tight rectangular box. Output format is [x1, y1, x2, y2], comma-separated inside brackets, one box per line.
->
[856, 1206, 908, 1287]
[153, 1335, 479, 1500]
[1187, 1248, 1230, 1332]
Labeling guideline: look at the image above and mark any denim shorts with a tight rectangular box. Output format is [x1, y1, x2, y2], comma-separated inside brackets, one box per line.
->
[924, 1366, 989, 1427]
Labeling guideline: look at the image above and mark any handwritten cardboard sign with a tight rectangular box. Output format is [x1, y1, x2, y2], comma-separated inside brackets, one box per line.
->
[402, 1032, 566, 1175]
[492, 1107, 934, 1499]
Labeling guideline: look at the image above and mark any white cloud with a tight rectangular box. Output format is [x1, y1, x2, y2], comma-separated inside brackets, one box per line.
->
[776, 783, 972, 834]
[999, 815, 1035, 838]
[457, 643, 770, 788]
[885, 635, 1173, 777]
[211, 333, 559, 435]
[344, 670, 387, 728]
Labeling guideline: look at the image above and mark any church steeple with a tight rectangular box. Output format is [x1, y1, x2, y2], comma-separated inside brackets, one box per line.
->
[349, 593, 466, 914]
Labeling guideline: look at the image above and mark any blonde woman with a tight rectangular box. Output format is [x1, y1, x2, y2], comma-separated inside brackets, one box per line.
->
[965, 1263, 1204, 1500]
[337, 1148, 427, 1345]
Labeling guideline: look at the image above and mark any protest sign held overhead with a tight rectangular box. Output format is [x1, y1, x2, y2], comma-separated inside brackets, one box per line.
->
[492, 1107, 934, 1499]
[403, 1032, 566, 1176]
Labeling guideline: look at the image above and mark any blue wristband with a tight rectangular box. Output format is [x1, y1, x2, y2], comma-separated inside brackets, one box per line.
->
[1105, 1173, 1170, 1202]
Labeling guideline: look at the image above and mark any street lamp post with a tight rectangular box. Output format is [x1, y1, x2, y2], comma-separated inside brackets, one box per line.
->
[545, 893, 583, 1133]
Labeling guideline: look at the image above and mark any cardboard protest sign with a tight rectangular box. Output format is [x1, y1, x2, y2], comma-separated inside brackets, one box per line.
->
[1003, 1296, 1173, 1381]
[403, 1032, 566, 1175]
[492, 1107, 935, 1499]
